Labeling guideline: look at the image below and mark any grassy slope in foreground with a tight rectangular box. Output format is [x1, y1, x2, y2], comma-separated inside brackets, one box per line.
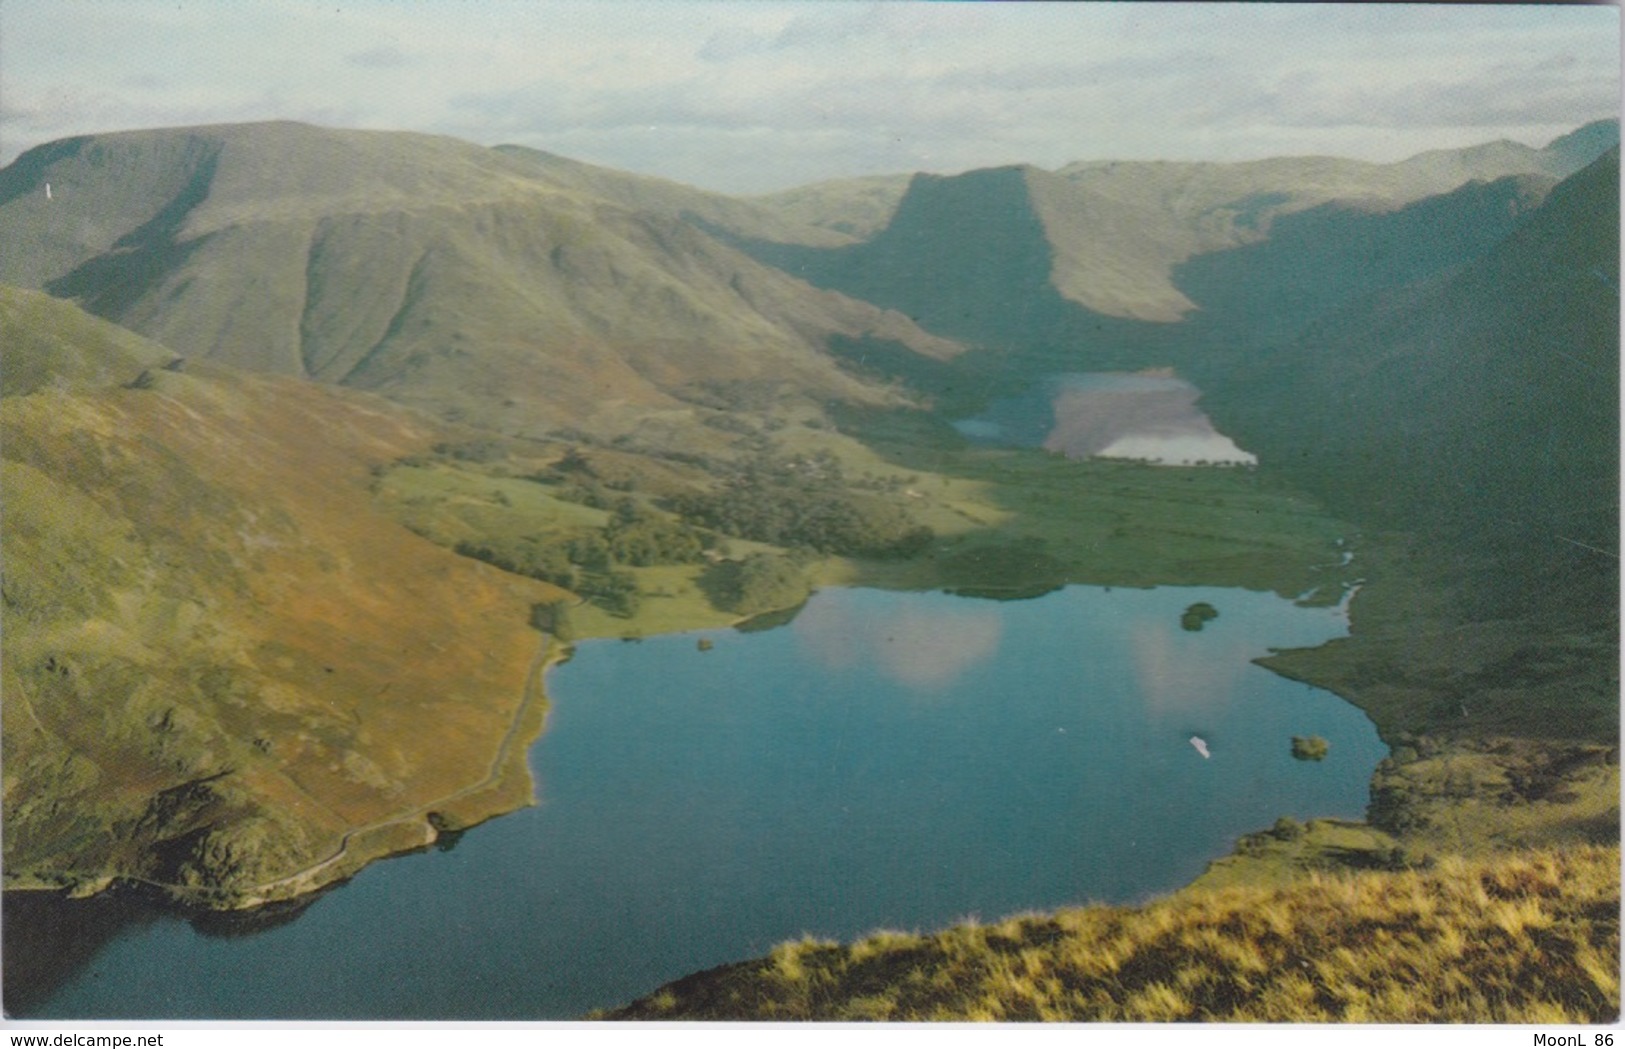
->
[2, 287, 562, 907]
[605, 844, 1619, 1022]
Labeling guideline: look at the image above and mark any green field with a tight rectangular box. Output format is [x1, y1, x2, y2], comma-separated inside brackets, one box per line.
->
[371, 410, 1361, 647]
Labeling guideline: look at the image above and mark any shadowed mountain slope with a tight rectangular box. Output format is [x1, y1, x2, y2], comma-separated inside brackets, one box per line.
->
[744, 120, 1616, 343]
[764, 167, 1068, 347]
[739, 134, 1609, 383]
[1049, 118, 1617, 320]
[0, 122, 960, 440]
[1197, 149, 1620, 621]
[2, 286, 560, 905]
[1173, 173, 1557, 344]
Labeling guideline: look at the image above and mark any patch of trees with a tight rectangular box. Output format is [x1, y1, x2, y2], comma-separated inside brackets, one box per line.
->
[1271, 816, 1305, 841]
[706, 553, 811, 617]
[458, 539, 578, 587]
[451, 498, 704, 619]
[933, 537, 1068, 599]
[526, 453, 650, 509]
[433, 438, 512, 463]
[455, 533, 644, 615]
[531, 599, 577, 641]
[668, 451, 933, 559]
[1180, 602, 1219, 631]
[604, 499, 706, 567]
[590, 569, 641, 618]
[1291, 735, 1330, 761]
[455, 536, 578, 588]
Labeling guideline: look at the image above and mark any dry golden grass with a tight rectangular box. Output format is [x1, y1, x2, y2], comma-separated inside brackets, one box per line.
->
[607, 844, 1619, 1023]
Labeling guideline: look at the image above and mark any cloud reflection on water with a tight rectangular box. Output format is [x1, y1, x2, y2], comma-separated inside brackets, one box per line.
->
[792, 594, 1003, 691]
[1043, 373, 1256, 466]
[1127, 618, 1261, 728]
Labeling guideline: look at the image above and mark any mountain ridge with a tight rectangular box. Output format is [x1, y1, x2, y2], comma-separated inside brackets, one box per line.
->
[892, 118, 1616, 325]
[3, 117, 1614, 433]
[1, 118, 1616, 1020]
[0, 121, 962, 442]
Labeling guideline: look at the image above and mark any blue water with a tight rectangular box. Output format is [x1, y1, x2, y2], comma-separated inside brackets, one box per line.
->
[10, 585, 1384, 1019]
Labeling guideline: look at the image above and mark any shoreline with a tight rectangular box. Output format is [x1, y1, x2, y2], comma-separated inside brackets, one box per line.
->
[12, 574, 1612, 1013]
[3, 634, 565, 912]
[9, 583, 1616, 1017]
[6, 581, 1367, 914]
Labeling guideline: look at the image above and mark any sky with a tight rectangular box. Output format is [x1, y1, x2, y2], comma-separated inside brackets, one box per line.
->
[1, 1, 1618, 194]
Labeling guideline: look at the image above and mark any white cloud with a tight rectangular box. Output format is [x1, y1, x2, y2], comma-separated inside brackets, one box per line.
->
[0, 1, 1616, 192]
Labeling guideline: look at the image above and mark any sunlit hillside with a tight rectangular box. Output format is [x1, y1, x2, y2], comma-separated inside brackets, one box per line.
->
[608, 844, 1620, 1023]
[1, 287, 559, 905]
[0, 122, 959, 442]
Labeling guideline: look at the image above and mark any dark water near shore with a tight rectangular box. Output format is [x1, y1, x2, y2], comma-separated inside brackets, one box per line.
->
[7, 585, 1383, 1019]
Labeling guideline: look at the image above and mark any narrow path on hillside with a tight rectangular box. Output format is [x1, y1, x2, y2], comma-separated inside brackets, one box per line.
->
[68, 636, 558, 907]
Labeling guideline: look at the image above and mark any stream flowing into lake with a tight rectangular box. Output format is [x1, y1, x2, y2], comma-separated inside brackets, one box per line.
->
[6, 585, 1384, 1019]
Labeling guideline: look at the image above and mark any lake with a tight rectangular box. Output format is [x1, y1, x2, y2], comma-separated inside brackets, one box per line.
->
[5, 584, 1383, 1019]
[955, 370, 1257, 466]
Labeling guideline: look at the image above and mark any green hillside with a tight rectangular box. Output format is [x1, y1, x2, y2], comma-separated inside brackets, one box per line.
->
[1172, 173, 1555, 344]
[0, 285, 175, 396]
[1184, 150, 1620, 759]
[1199, 150, 1618, 619]
[1, 287, 561, 906]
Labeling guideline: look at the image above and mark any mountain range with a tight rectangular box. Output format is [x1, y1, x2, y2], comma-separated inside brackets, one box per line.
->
[0, 122, 958, 446]
[4, 119, 1614, 429]
[1, 116, 1617, 953]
